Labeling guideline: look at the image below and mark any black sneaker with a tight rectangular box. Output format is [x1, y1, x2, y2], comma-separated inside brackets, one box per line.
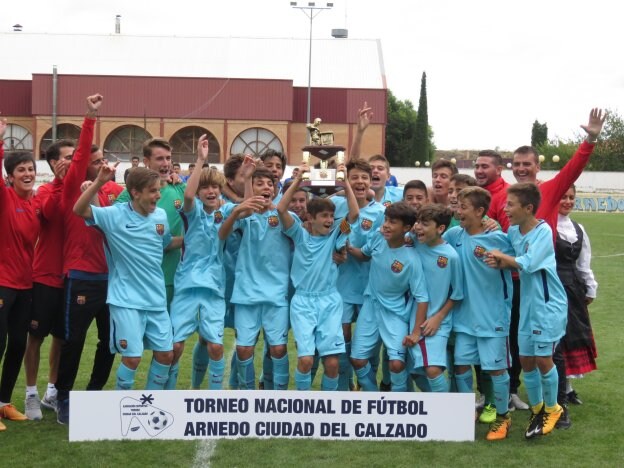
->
[567, 390, 583, 405]
[555, 404, 572, 430]
[379, 381, 391, 392]
[57, 398, 69, 425]
[525, 407, 545, 439]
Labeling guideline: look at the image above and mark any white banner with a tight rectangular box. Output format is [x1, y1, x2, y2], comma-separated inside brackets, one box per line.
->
[69, 390, 475, 442]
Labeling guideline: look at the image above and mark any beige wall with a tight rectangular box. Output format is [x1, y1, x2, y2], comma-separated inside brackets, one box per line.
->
[11, 115, 384, 164]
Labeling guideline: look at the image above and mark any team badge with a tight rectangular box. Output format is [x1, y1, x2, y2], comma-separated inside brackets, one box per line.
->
[383, 201, 392, 207]
[174, 199, 182, 210]
[405, 236, 414, 246]
[437, 256, 448, 268]
[361, 218, 373, 231]
[268, 215, 279, 227]
[473, 245, 486, 258]
[214, 211, 223, 224]
[108, 193, 116, 203]
[391, 260, 404, 273]
[156, 224, 165, 235]
[35, 208, 41, 216]
[77, 295, 86, 305]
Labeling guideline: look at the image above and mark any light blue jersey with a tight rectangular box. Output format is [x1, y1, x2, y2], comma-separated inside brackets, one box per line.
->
[333, 197, 385, 304]
[361, 232, 429, 321]
[379, 186, 404, 207]
[174, 202, 234, 296]
[413, 241, 463, 337]
[230, 208, 297, 306]
[88, 203, 171, 311]
[283, 223, 346, 293]
[443, 226, 513, 337]
[508, 221, 568, 342]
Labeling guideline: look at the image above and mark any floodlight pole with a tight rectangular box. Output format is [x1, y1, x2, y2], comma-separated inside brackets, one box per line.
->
[291, 2, 334, 142]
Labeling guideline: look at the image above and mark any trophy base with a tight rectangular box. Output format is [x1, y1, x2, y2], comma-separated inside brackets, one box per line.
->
[299, 180, 346, 198]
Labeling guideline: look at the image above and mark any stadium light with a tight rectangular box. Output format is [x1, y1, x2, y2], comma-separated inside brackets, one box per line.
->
[290, 2, 334, 142]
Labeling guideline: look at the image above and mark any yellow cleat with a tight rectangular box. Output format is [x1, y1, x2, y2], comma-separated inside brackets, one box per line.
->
[486, 414, 511, 441]
[542, 405, 563, 435]
[0, 404, 28, 421]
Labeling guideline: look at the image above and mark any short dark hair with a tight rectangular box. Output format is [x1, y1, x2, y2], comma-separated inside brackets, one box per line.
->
[513, 145, 539, 164]
[261, 149, 287, 168]
[223, 154, 244, 180]
[417, 203, 452, 229]
[431, 159, 458, 175]
[131, 156, 140, 162]
[4, 152, 36, 176]
[282, 180, 307, 195]
[307, 197, 335, 217]
[173, 162, 181, 169]
[126, 167, 160, 197]
[252, 166, 275, 185]
[477, 150, 503, 167]
[458, 186, 491, 216]
[45, 139, 75, 166]
[188, 163, 196, 169]
[346, 158, 372, 177]
[507, 182, 541, 214]
[451, 174, 477, 186]
[403, 179, 428, 196]
[384, 201, 416, 227]
[142, 138, 171, 158]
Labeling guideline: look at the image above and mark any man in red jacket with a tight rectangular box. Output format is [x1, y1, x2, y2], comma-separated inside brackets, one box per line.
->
[511, 107, 606, 428]
[54, 94, 123, 425]
[474, 150, 510, 232]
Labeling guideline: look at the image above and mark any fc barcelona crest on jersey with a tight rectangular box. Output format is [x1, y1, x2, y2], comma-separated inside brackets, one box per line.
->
[156, 224, 165, 235]
[174, 199, 182, 210]
[361, 218, 373, 231]
[473, 245, 486, 258]
[391, 260, 404, 273]
[108, 193, 115, 203]
[268, 215, 279, 227]
[214, 211, 223, 224]
[437, 256, 448, 268]
[383, 201, 392, 207]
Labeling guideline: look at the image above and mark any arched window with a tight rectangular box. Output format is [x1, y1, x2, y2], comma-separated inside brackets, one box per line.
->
[230, 128, 283, 157]
[40, 123, 81, 157]
[2, 124, 33, 154]
[103, 125, 152, 161]
[170, 126, 220, 163]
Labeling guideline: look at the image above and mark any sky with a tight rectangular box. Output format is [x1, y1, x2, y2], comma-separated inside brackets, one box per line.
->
[4, 0, 623, 151]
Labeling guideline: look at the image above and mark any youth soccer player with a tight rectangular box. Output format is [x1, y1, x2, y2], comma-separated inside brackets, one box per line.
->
[411, 204, 463, 392]
[169, 136, 264, 390]
[485, 183, 568, 439]
[332, 158, 384, 390]
[403, 180, 429, 213]
[349, 202, 429, 392]
[219, 166, 294, 391]
[442, 187, 514, 441]
[277, 162, 359, 391]
[430, 159, 458, 206]
[74, 165, 182, 392]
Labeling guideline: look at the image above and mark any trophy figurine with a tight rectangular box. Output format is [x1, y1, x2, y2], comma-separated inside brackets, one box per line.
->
[300, 117, 346, 197]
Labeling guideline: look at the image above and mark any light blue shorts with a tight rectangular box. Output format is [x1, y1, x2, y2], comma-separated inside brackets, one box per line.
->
[290, 289, 344, 357]
[351, 298, 408, 362]
[409, 333, 449, 370]
[454, 332, 510, 371]
[170, 288, 225, 344]
[109, 305, 173, 357]
[234, 303, 289, 347]
[518, 334, 559, 357]
[341, 302, 360, 325]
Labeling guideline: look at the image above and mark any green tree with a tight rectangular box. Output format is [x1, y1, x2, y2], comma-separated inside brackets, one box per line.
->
[413, 72, 430, 164]
[531, 120, 548, 147]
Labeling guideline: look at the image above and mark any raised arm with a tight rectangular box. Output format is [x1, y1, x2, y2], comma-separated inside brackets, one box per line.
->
[217, 196, 265, 240]
[343, 165, 360, 224]
[241, 155, 256, 200]
[348, 102, 373, 161]
[183, 134, 210, 212]
[277, 163, 308, 230]
[73, 163, 116, 220]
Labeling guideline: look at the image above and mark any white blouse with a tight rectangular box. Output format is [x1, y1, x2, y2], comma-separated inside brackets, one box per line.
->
[557, 214, 598, 298]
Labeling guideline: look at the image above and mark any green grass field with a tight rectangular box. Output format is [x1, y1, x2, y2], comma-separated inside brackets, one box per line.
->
[2, 212, 623, 467]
